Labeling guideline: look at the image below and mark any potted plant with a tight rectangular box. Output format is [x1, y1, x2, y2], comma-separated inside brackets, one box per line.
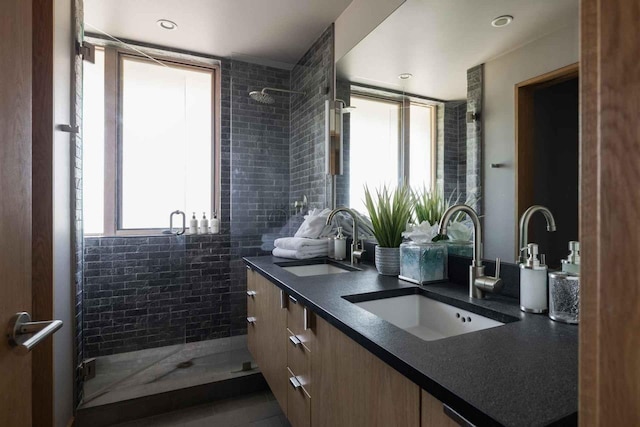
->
[364, 185, 413, 276]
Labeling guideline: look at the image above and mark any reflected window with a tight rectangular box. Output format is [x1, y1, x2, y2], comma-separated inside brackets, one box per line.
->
[348, 94, 435, 213]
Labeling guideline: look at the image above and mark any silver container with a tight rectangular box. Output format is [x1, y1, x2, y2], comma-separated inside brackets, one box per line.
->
[548, 271, 580, 324]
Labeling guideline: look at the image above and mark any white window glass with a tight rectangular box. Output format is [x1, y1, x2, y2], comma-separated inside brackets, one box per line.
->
[83, 48, 105, 234]
[120, 57, 212, 229]
[409, 103, 434, 190]
[349, 95, 400, 213]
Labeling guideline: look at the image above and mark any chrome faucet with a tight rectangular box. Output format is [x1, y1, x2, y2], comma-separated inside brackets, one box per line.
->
[518, 205, 556, 263]
[438, 204, 502, 299]
[326, 207, 365, 265]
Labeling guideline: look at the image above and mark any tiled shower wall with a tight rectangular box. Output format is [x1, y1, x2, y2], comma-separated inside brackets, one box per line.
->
[466, 64, 483, 213]
[290, 25, 334, 210]
[442, 101, 468, 202]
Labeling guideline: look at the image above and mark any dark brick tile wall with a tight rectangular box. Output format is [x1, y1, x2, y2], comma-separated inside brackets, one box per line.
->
[83, 234, 231, 357]
[466, 64, 483, 213]
[290, 25, 334, 210]
[443, 101, 467, 202]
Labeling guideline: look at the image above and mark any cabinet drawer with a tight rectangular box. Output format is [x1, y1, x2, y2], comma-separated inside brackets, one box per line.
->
[287, 367, 311, 427]
[246, 269, 258, 360]
[287, 296, 315, 352]
[287, 328, 311, 396]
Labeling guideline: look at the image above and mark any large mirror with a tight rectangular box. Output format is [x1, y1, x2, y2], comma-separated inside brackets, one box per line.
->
[335, 0, 579, 266]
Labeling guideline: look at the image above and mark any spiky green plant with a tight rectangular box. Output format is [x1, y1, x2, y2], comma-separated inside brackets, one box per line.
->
[363, 185, 413, 248]
[413, 187, 446, 225]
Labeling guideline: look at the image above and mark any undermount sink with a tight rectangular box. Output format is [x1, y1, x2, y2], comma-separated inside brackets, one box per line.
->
[275, 259, 359, 277]
[346, 288, 517, 341]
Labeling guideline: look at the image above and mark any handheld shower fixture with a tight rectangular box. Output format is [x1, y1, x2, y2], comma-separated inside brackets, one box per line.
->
[249, 87, 305, 104]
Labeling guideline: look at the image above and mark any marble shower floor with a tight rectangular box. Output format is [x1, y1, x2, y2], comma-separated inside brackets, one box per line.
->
[81, 335, 258, 408]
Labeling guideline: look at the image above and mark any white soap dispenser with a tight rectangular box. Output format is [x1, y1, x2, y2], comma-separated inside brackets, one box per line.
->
[189, 212, 199, 235]
[519, 243, 548, 313]
[210, 210, 220, 234]
[200, 212, 209, 234]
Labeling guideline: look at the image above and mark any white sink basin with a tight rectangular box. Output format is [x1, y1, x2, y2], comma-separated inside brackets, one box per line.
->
[355, 295, 505, 341]
[281, 264, 352, 277]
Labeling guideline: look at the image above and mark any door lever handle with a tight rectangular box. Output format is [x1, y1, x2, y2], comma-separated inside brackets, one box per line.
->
[7, 312, 63, 355]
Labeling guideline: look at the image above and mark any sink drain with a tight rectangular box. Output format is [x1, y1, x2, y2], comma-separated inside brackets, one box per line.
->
[176, 360, 193, 369]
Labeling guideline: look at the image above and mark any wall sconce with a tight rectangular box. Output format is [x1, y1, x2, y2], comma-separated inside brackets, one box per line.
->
[466, 111, 480, 123]
[325, 99, 345, 175]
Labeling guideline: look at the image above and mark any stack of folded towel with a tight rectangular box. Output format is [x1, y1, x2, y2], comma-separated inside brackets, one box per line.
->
[272, 237, 328, 259]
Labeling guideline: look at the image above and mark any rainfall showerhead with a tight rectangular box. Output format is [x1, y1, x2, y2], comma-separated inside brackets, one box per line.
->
[249, 87, 305, 104]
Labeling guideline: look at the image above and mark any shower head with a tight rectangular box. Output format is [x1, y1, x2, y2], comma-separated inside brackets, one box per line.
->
[249, 87, 306, 104]
[249, 90, 274, 104]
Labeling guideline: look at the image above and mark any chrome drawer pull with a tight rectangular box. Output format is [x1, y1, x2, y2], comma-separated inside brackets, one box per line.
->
[303, 307, 310, 330]
[288, 295, 298, 304]
[289, 376, 302, 390]
[246, 316, 257, 324]
[246, 290, 256, 297]
[289, 335, 301, 347]
[280, 290, 287, 309]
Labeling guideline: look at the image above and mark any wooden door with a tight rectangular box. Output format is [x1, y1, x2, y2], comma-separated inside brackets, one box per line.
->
[580, 0, 640, 425]
[0, 0, 34, 425]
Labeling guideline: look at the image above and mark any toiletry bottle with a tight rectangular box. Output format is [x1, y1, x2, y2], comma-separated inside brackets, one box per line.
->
[334, 227, 347, 261]
[210, 210, 220, 234]
[189, 212, 198, 235]
[519, 243, 548, 313]
[548, 241, 581, 324]
[200, 212, 209, 234]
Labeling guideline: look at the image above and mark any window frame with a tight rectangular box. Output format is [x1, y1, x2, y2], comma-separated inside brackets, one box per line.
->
[348, 92, 437, 192]
[93, 46, 221, 236]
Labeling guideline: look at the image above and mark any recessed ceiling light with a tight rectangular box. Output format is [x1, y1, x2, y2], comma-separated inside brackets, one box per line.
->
[491, 15, 513, 28]
[398, 73, 413, 80]
[157, 19, 178, 30]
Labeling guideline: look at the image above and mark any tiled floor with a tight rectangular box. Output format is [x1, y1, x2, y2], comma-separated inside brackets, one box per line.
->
[83, 336, 258, 408]
[112, 391, 289, 427]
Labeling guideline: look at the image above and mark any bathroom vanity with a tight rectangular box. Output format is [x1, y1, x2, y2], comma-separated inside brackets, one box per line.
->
[244, 256, 578, 427]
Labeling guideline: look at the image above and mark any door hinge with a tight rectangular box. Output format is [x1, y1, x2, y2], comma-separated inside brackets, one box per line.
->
[79, 358, 96, 381]
[76, 41, 96, 64]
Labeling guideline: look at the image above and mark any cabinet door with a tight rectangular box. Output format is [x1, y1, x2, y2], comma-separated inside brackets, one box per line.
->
[421, 390, 458, 427]
[246, 268, 259, 360]
[254, 273, 288, 415]
[312, 316, 420, 427]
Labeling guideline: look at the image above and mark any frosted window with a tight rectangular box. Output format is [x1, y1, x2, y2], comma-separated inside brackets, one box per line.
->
[409, 103, 434, 190]
[83, 48, 105, 234]
[349, 96, 400, 213]
[120, 57, 212, 229]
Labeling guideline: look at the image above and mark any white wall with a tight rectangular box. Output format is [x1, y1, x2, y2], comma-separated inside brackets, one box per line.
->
[334, 0, 405, 61]
[54, 0, 74, 425]
[483, 22, 579, 261]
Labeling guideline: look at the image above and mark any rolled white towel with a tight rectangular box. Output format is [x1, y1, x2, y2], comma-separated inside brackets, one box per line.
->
[274, 237, 328, 251]
[294, 208, 332, 239]
[272, 247, 327, 260]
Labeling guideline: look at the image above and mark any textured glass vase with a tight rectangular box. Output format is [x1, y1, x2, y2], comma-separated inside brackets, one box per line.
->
[374, 246, 400, 276]
[399, 242, 448, 284]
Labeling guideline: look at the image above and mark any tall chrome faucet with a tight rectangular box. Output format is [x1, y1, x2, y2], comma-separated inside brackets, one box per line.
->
[326, 207, 365, 265]
[438, 204, 502, 299]
[518, 205, 556, 263]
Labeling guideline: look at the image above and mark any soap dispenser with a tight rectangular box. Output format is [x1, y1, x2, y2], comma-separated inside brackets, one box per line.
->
[519, 243, 548, 313]
[189, 212, 198, 235]
[200, 212, 209, 234]
[548, 241, 580, 324]
[334, 227, 347, 261]
[210, 210, 220, 234]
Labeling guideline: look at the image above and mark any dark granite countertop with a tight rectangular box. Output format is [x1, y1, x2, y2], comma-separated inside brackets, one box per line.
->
[243, 256, 578, 427]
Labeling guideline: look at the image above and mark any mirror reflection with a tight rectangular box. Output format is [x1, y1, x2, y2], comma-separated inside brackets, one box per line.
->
[335, 0, 579, 265]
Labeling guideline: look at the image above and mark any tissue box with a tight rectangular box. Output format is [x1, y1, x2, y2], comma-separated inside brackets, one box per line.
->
[399, 242, 448, 284]
[444, 241, 473, 257]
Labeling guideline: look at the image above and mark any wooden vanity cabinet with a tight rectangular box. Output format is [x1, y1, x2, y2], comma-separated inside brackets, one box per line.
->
[247, 266, 459, 427]
[246, 268, 288, 414]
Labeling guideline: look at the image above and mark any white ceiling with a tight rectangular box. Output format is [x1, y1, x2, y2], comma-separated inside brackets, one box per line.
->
[84, 0, 352, 68]
[337, 0, 579, 100]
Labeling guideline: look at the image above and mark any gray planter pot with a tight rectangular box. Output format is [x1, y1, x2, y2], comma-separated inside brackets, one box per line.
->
[375, 246, 400, 276]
